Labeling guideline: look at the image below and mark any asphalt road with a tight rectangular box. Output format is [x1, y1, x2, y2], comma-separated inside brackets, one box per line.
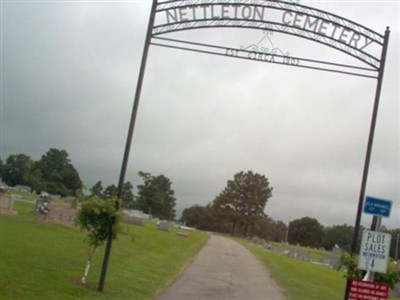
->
[156, 235, 285, 300]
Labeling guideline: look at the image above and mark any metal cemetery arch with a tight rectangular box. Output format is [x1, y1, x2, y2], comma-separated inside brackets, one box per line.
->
[152, 0, 385, 78]
[99, 0, 390, 298]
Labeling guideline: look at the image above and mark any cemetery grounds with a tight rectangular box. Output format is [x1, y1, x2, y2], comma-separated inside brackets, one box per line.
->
[0, 191, 399, 299]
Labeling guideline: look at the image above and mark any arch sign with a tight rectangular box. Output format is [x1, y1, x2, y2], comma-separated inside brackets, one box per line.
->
[152, 0, 388, 78]
[99, 0, 391, 298]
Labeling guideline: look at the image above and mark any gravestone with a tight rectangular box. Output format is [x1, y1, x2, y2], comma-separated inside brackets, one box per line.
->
[288, 250, 310, 261]
[45, 203, 77, 228]
[0, 194, 18, 216]
[329, 246, 342, 268]
[158, 221, 169, 232]
[296, 251, 310, 261]
[15, 185, 31, 193]
[124, 215, 144, 226]
[319, 257, 331, 266]
[176, 231, 188, 237]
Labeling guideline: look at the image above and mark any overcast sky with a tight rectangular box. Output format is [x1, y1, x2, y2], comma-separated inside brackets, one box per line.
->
[1, 0, 399, 229]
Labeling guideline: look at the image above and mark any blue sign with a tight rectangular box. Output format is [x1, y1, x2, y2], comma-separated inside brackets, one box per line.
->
[364, 196, 392, 218]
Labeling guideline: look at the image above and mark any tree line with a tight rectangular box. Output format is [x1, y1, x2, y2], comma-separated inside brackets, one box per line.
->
[88, 171, 176, 220]
[2, 150, 398, 258]
[1, 149, 177, 220]
[0, 148, 82, 197]
[181, 170, 274, 235]
[182, 205, 399, 257]
[180, 170, 399, 257]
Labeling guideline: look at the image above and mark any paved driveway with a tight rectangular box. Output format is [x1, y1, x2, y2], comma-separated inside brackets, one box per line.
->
[156, 235, 285, 300]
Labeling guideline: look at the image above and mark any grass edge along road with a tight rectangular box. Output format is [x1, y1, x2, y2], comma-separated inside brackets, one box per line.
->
[238, 239, 400, 300]
[0, 201, 209, 300]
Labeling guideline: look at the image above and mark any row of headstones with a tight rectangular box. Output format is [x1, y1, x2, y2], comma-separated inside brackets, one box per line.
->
[31, 193, 76, 227]
[1, 195, 194, 247]
[1, 194, 177, 233]
[250, 236, 342, 268]
[1, 193, 79, 228]
[123, 214, 181, 234]
[8, 185, 75, 202]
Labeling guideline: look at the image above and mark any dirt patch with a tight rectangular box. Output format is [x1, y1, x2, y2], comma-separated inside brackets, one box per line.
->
[72, 278, 97, 290]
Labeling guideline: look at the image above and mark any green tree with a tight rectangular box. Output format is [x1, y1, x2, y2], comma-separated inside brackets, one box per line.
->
[103, 184, 118, 199]
[121, 181, 134, 209]
[136, 172, 176, 220]
[0, 158, 4, 179]
[90, 181, 104, 198]
[136, 172, 157, 216]
[323, 224, 353, 252]
[381, 228, 400, 259]
[90, 181, 134, 209]
[28, 167, 45, 193]
[337, 252, 400, 288]
[153, 175, 176, 220]
[181, 204, 216, 231]
[3, 154, 33, 186]
[35, 148, 82, 197]
[253, 217, 288, 242]
[212, 171, 273, 236]
[76, 196, 120, 284]
[288, 217, 324, 248]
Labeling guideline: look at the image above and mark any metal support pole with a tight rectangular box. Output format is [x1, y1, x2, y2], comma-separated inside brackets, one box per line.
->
[98, 0, 159, 292]
[344, 27, 390, 300]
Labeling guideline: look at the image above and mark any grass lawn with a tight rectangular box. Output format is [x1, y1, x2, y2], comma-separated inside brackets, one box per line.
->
[2, 196, 398, 300]
[0, 201, 209, 300]
[239, 240, 400, 300]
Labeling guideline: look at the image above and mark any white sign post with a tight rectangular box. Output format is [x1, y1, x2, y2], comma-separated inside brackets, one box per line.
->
[358, 230, 391, 274]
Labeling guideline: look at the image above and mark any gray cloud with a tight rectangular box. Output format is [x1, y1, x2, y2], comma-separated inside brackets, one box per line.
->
[1, 1, 398, 228]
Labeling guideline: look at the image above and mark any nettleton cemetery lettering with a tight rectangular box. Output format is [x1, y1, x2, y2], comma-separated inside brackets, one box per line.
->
[165, 4, 374, 51]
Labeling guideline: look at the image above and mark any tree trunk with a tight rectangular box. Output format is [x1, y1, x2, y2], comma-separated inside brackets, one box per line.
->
[243, 223, 248, 237]
[249, 223, 254, 238]
[239, 222, 244, 237]
[81, 246, 97, 284]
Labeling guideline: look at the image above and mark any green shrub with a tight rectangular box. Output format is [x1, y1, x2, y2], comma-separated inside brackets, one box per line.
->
[75, 196, 121, 284]
[337, 252, 400, 288]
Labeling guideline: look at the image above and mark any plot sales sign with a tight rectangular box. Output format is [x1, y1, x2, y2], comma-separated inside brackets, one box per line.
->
[358, 230, 391, 273]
